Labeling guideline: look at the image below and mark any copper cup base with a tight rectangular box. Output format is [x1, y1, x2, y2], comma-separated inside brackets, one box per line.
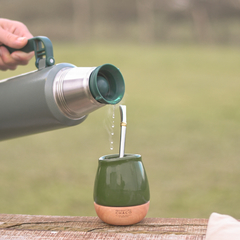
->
[94, 201, 150, 226]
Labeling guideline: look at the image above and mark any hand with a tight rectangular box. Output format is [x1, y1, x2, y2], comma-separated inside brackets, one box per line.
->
[0, 18, 34, 71]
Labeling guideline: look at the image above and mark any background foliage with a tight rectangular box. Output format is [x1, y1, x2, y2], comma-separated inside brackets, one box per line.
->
[1, 0, 240, 44]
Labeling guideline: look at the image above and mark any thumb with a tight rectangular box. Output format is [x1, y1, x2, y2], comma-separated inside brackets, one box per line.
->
[0, 28, 28, 49]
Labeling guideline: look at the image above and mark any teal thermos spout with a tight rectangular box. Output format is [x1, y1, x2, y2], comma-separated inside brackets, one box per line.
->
[0, 37, 125, 141]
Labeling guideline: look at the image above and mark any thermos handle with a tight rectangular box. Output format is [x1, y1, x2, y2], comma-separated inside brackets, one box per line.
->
[2, 36, 55, 70]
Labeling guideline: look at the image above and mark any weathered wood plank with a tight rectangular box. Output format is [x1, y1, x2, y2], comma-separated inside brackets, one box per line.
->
[0, 214, 208, 239]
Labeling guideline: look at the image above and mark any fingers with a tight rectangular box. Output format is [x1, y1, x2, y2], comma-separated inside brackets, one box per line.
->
[0, 18, 33, 49]
[0, 46, 34, 71]
[0, 18, 34, 71]
[11, 50, 34, 63]
[0, 31, 28, 49]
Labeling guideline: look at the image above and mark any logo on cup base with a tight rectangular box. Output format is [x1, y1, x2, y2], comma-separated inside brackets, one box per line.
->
[115, 209, 132, 218]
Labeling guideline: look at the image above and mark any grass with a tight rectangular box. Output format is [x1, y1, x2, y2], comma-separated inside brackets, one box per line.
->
[1, 42, 240, 219]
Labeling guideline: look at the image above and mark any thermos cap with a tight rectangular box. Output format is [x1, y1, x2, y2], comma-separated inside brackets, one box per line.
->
[89, 64, 125, 104]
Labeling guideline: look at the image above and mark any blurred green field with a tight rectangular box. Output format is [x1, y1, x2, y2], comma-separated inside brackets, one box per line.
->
[1, 43, 240, 219]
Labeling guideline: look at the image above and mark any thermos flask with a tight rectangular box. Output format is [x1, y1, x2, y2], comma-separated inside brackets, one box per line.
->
[0, 36, 125, 141]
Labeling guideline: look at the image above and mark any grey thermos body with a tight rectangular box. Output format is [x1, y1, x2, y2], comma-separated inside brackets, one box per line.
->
[0, 37, 125, 141]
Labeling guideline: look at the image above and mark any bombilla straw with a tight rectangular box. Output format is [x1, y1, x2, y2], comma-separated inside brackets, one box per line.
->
[119, 105, 127, 158]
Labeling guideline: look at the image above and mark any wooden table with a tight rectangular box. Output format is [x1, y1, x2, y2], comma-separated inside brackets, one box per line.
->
[0, 214, 208, 239]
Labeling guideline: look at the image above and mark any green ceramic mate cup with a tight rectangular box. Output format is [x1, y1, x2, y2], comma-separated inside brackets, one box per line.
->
[93, 153, 150, 225]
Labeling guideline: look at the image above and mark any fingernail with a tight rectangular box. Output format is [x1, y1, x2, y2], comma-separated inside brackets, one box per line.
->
[12, 54, 21, 61]
[17, 37, 27, 42]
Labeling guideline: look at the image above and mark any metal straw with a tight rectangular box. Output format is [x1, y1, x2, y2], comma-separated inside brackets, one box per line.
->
[119, 105, 127, 158]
